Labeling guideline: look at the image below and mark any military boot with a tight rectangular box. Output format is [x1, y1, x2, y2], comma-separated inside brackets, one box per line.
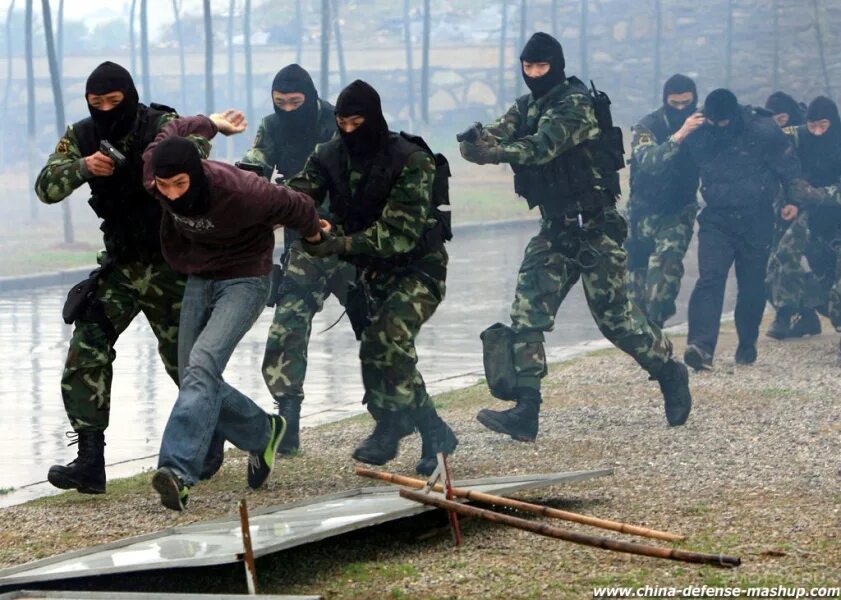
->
[351, 408, 415, 466]
[789, 308, 822, 338]
[735, 343, 757, 365]
[274, 395, 302, 456]
[683, 344, 713, 371]
[476, 389, 541, 442]
[414, 406, 459, 476]
[653, 359, 692, 426]
[47, 431, 106, 494]
[766, 306, 795, 340]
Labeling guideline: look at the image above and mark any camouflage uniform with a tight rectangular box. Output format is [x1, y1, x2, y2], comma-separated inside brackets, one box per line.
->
[242, 100, 356, 406]
[34, 112, 209, 432]
[480, 80, 673, 390]
[626, 109, 699, 327]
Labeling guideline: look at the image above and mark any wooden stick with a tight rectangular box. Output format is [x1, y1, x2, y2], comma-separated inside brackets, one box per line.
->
[238, 499, 259, 595]
[356, 467, 684, 542]
[399, 489, 741, 568]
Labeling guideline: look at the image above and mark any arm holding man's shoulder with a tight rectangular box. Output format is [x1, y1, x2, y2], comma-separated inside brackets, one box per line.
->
[240, 169, 320, 238]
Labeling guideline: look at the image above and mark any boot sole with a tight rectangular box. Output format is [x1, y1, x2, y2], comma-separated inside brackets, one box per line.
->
[350, 448, 397, 466]
[47, 469, 105, 494]
[476, 411, 536, 442]
[152, 470, 185, 511]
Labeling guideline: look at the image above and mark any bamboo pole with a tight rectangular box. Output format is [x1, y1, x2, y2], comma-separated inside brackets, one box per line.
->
[400, 489, 741, 568]
[356, 468, 683, 542]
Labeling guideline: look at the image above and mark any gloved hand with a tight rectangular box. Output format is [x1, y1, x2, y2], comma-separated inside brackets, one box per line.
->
[787, 179, 830, 206]
[301, 230, 346, 258]
[459, 141, 503, 165]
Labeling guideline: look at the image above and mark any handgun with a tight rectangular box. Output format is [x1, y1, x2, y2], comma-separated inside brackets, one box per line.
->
[234, 161, 267, 177]
[99, 140, 126, 168]
[456, 122, 483, 144]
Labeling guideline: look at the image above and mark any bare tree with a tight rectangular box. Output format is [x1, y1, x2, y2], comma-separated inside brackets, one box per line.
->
[140, 0, 150, 99]
[203, 0, 214, 113]
[129, 0, 136, 74]
[25, 0, 37, 219]
[244, 0, 253, 123]
[226, 0, 235, 160]
[517, 0, 526, 94]
[1, 0, 16, 169]
[295, 0, 302, 63]
[320, 0, 330, 96]
[580, 0, 588, 82]
[498, 0, 509, 111]
[724, 0, 733, 88]
[653, 0, 662, 104]
[811, 0, 832, 96]
[332, 0, 346, 88]
[171, 0, 187, 111]
[42, 0, 73, 242]
[772, 0, 779, 91]
[551, 0, 558, 38]
[403, 0, 416, 123]
[56, 0, 62, 80]
[420, 0, 430, 124]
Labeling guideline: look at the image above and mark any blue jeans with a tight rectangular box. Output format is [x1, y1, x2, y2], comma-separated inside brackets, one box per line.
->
[158, 275, 271, 486]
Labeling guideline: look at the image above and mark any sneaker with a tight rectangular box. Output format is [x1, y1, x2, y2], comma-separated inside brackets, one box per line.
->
[152, 467, 189, 511]
[683, 344, 713, 372]
[735, 343, 757, 365]
[247, 415, 287, 489]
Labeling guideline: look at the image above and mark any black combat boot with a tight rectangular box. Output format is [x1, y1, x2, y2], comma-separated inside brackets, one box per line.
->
[789, 308, 822, 338]
[47, 431, 106, 494]
[683, 343, 713, 371]
[735, 342, 757, 365]
[766, 306, 795, 340]
[653, 359, 692, 427]
[414, 406, 459, 476]
[274, 395, 302, 456]
[351, 408, 415, 466]
[476, 389, 541, 442]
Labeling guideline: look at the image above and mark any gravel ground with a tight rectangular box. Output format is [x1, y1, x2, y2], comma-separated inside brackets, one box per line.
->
[1, 317, 840, 599]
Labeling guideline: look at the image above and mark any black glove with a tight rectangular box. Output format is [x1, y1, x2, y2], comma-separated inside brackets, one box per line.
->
[301, 231, 346, 258]
[459, 141, 503, 165]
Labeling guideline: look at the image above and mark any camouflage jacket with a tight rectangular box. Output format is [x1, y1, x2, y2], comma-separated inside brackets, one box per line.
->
[287, 140, 437, 260]
[482, 79, 601, 166]
[241, 99, 336, 181]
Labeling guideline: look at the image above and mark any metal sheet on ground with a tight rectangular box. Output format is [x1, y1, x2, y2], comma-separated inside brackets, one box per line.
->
[0, 470, 611, 589]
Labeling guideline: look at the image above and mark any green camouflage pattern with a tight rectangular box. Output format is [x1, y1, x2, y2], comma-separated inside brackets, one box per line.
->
[481, 80, 601, 166]
[262, 240, 356, 402]
[626, 203, 697, 327]
[63, 254, 185, 431]
[509, 208, 673, 390]
[630, 126, 681, 175]
[359, 249, 447, 411]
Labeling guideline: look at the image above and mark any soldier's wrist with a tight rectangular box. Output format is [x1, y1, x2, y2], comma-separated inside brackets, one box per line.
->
[78, 158, 94, 180]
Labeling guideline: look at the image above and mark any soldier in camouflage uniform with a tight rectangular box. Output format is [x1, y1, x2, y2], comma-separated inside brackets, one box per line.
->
[769, 97, 841, 358]
[35, 62, 211, 494]
[626, 74, 702, 328]
[240, 64, 354, 455]
[287, 80, 457, 476]
[459, 33, 692, 441]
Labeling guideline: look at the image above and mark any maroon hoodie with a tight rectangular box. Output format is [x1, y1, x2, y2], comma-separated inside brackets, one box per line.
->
[143, 116, 320, 279]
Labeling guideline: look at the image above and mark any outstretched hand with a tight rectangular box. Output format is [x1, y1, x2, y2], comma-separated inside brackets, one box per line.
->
[209, 109, 248, 136]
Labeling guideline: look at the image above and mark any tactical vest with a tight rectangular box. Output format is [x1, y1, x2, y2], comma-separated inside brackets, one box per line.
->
[628, 108, 699, 213]
[75, 103, 175, 263]
[794, 125, 841, 241]
[264, 99, 337, 179]
[511, 77, 622, 218]
[318, 132, 451, 268]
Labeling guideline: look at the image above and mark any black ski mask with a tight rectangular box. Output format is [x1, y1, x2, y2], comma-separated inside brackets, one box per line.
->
[765, 91, 805, 127]
[335, 80, 390, 160]
[85, 61, 139, 141]
[150, 136, 209, 217]
[703, 88, 743, 146]
[272, 64, 319, 134]
[519, 32, 566, 99]
[662, 73, 697, 132]
[806, 96, 841, 141]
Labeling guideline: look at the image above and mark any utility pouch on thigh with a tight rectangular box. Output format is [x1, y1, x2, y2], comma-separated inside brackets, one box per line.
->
[481, 322, 519, 400]
[62, 270, 102, 325]
[266, 263, 284, 308]
[345, 280, 371, 341]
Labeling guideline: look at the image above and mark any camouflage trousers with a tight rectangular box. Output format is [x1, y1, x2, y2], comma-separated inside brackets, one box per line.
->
[510, 208, 673, 391]
[358, 249, 447, 413]
[767, 211, 841, 331]
[626, 203, 698, 327]
[62, 254, 184, 432]
[262, 241, 356, 403]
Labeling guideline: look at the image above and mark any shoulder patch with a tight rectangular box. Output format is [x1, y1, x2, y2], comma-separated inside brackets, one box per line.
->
[782, 126, 797, 136]
[637, 132, 654, 145]
[55, 137, 71, 154]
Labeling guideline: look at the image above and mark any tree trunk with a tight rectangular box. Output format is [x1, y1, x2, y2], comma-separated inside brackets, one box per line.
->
[320, 0, 330, 96]
[203, 0, 214, 113]
[724, 0, 733, 88]
[580, 0, 588, 82]
[129, 0, 136, 75]
[295, 0, 302, 64]
[140, 0, 150, 99]
[25, 0, 37, 220]
[226, 0, 235, 160]
[42, 0, 73, 242]
[172, 0, 187, 111]
[772, 0, 779, 91]
[498, 0, 508, 111]
[244, 0, 253, 123]
[402, 0, 415, 123]
[551, 0, 558, 38]
[517, 0, 526, 95]
[332, 0, 346, 89]
[420, 0, 430, 124]
[57, 0, 63, 80]
[811, 0, 832, 96]
[653, 0, 662, 104]
[1, 0, 16, 170]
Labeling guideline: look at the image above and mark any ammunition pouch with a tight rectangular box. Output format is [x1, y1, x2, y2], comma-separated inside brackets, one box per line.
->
[62, 267, 117, 344]
[480, 323, 544, 401]
[265, 263, 285, 308]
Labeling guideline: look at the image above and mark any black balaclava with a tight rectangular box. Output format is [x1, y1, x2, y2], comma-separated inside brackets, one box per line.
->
[703, 88, 743, 145]
[150, 136, 209, 216]
[85, 61, 139, 141]
[335, 80, 390, 160]
[271, 64, 319, 133]
[802, 96, 841, 186]
[662, 73, 697, 131]
[519, 32, 566, 99]
[765, 91, 805, 126]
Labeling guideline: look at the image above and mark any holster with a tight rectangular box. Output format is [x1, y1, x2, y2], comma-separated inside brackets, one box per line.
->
[265, 263, 285, 308]
[480, 323, 544, 401]
[62, 266, 118, 344]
